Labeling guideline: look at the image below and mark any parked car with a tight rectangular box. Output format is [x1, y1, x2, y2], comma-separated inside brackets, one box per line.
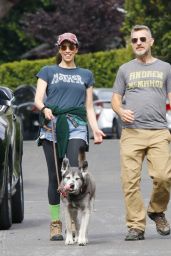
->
[93, 88, 114, 101]
[13, 85, 40, 140]
[0, 86, 24, 230]
[166, 98, 171, 131]
[90, 88, 122, 139]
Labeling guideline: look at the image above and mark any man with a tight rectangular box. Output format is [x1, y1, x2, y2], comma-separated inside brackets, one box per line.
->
[111, 25, 171, 241]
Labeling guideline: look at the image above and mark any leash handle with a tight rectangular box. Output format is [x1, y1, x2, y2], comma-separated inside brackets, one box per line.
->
[51, 120, 60, 190]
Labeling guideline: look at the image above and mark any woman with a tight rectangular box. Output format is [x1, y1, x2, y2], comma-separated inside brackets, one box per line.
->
[35, 32, 105, 241]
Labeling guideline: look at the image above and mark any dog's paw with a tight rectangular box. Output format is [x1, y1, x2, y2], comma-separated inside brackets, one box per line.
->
[77, 237, 88, 246]
[74, 234, 78, 243]
[65, 235, 75, 245]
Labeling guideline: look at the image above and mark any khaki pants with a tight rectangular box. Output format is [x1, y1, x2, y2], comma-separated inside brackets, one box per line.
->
[120, 128, 171, 231]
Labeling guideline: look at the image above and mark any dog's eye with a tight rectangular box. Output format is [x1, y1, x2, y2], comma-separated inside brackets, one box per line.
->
[66, 176, 70, 180]
[75, 177, 80, 180]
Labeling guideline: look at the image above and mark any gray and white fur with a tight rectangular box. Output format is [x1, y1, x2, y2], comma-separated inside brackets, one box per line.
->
[60, 152, 95, 246]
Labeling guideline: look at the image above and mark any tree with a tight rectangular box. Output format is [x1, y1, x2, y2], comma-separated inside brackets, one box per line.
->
[122, 0, 171, 61]
[0, 0, 49, 63]
[0, 0, 21, 19]
[0, 0, 125, 62]
[20, 0, 125, 59]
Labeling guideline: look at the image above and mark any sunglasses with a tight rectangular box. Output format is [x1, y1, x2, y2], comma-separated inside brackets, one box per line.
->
[59, 44, 77, 51]
[131, 37, 147, 44]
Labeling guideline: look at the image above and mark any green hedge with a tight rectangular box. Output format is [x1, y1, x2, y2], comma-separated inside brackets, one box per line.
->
[0, 47, 132, 90]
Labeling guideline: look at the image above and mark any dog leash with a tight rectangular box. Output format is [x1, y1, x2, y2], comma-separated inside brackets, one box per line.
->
[51, 120, 60, 190]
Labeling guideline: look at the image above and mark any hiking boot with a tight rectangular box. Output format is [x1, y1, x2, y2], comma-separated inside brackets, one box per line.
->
[50, 220, 64, 241]
[125, 228, 145, 241]
[148, 212, 170, 236]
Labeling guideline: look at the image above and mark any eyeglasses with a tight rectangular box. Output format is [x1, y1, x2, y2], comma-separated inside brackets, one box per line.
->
[59, 44, 77, 51]
[131, 37, 147, 44]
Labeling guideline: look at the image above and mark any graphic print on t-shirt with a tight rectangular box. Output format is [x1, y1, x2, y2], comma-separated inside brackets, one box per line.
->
[51, 73, 84, 85]
[128, 70, 164, 89]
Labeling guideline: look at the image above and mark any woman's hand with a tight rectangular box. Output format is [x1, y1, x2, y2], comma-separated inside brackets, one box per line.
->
[93, 128, 106, 144]
[43, 108, 54, 120]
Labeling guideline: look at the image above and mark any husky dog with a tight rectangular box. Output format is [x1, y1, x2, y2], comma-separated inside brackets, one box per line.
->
[59, 153, 95, 246]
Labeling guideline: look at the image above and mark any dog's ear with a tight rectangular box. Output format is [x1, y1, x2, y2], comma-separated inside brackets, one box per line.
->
[80, 160, 88, 178]
[61, 158, 70, 175]
[78, 147, 86, 168]
[82, 160, 88, 171]
[79, 160, 88, 174]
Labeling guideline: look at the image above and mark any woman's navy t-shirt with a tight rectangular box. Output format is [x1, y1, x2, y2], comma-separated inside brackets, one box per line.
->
[36, 65, 94, 108]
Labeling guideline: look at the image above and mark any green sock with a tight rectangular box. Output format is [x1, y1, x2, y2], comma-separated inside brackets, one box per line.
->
[49, 204, 60, 222]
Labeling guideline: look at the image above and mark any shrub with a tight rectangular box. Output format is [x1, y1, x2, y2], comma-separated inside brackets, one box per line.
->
[0, 47, 132, 90]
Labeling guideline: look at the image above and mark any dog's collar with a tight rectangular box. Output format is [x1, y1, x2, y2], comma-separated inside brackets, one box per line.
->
[59, 182, 89, 201]
[59, 186, 87, 199]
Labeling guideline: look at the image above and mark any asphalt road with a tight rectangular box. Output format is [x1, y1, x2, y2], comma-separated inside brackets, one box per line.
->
[1, 139, 171, 256]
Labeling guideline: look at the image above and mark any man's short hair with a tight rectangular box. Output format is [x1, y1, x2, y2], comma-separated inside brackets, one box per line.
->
[131, 25, 152, 37]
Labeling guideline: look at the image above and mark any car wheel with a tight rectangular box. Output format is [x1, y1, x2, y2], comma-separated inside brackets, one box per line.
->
[0, 168, 12, 230]
[116, 119, 122, 139]
[113, 118, 122, 139]
[12, 166, 24, 223]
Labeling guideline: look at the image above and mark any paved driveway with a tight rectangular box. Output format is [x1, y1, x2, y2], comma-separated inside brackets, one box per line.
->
[1, 140, 171, 256]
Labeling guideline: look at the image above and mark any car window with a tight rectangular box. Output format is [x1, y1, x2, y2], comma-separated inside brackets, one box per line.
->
[97, 90, 113, 101]
[93, 93, 98, 101]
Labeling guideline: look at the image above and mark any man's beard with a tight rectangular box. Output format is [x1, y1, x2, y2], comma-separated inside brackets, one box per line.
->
[134, 48, 149, 57]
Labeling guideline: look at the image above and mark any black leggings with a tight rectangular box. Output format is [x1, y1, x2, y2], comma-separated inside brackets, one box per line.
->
[42, 139, 87, 205]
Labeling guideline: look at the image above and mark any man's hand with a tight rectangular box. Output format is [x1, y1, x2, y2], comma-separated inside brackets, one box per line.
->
[120, 109, 134, 123]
